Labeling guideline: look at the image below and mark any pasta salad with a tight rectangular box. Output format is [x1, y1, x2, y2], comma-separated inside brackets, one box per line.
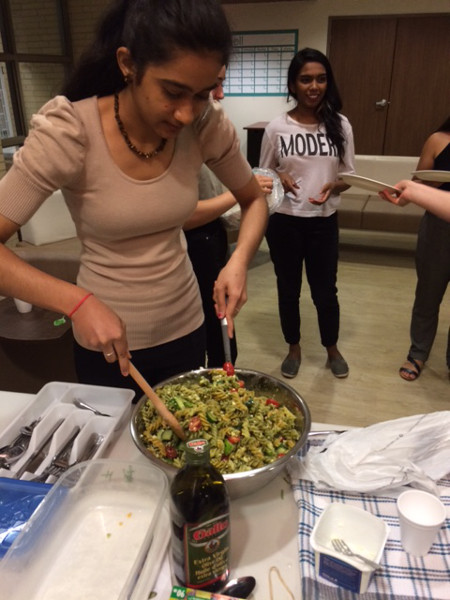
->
[135, 369, 302, 474]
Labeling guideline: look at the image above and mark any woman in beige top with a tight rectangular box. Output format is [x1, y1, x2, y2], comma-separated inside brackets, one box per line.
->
[0, 0, 268, 397]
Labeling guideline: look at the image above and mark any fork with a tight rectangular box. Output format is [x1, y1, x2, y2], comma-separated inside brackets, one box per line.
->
[32, 426, 80, 482]
[0, 418, 42, 466]
[0, 418, 41, 453]
[331, 538, 381, 570]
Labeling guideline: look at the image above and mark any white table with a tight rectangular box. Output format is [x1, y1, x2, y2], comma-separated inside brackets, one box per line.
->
[0, 390, 337, 600]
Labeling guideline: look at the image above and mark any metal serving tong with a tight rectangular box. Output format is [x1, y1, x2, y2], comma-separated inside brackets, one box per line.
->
[220, 317, 232, 364]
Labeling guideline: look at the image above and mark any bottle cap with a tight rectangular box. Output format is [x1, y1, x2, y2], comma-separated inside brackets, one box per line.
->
[186, 439, 209, 454]
[185, 439, 210, 463]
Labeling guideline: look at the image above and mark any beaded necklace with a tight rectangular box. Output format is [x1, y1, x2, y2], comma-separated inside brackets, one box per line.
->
[114, 92, 167, 160]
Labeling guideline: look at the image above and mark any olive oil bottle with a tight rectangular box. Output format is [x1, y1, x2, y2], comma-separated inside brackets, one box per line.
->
[170, 439, 230, 592]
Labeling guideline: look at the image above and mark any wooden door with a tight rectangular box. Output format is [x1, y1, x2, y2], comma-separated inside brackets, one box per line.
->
[384, 16, 450, 155]
[328, 17, 397, 155]
[328, 15, 450, 156]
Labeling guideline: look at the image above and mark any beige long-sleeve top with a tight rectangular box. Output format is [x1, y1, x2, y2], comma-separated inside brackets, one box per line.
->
[0, 96, 252, 350]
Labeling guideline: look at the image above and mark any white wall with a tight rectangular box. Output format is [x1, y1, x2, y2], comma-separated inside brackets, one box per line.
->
[221, 0, 449, 154]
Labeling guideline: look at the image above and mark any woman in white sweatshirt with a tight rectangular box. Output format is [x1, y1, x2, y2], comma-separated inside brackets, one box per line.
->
[260, 48, 354, 379]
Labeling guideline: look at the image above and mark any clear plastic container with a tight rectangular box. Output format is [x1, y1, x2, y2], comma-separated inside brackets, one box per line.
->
[0, 459, 169, 600]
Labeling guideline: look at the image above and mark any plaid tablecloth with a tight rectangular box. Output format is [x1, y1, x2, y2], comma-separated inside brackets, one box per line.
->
[290, 439, 450, 600]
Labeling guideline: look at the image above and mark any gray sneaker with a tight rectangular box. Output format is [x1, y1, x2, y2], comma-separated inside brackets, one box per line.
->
[329, 356, 349, 378]
[281, 356, 300, 378]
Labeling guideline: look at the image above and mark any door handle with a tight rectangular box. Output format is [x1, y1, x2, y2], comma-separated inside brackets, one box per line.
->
[375, 98, 390, 108]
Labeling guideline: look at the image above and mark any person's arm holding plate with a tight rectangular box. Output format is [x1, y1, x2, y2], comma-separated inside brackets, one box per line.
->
[379, 180, 450, 222]
[379, 127, 450, 222]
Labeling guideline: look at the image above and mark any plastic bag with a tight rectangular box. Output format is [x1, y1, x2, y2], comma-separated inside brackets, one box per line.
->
[221, 167, 284, 231]
[288, 411, 450, 496]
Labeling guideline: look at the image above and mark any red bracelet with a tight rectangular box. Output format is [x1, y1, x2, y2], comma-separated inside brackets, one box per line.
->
[68, 292, 93, 318]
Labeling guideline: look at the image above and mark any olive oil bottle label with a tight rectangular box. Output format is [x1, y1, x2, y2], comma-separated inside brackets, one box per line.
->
[183, 513, 230, 588]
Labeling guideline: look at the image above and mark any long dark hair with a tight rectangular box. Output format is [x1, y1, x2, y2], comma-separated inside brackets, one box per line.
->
[287, 48, 346, 159]
[62, 0, 232, 101]
[436, 116, 450, 133]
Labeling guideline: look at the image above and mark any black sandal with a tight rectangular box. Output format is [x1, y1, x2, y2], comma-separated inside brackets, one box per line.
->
[399, 355, 423, 381]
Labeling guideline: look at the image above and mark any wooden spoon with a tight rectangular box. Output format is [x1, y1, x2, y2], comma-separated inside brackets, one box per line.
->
[128, 362, 186, 441]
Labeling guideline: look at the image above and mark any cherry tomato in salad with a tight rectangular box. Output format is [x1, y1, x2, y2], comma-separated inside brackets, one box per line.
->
[165, 445, 178, 459]
[188, 416, 202, 432]
[223, 362, 235, 376]
[265, 398, 281, 408]
[227, 435, 241, 444]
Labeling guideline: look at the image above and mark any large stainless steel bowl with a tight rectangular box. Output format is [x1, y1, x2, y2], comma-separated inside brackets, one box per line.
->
[130, 368, 311, 498]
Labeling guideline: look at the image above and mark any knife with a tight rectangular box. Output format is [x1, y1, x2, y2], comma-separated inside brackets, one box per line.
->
[14, 418, 65, 478]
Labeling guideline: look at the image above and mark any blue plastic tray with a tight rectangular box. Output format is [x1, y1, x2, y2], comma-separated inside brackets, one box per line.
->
[0, 477, 51, 557]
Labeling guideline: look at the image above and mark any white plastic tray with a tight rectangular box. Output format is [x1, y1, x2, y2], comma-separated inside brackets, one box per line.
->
[0, 382, 134, 482]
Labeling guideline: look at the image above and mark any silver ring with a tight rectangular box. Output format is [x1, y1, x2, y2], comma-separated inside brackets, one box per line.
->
[105, 351, 115, 358]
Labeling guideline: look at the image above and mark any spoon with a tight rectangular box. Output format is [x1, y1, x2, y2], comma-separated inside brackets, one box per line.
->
[219, 576, 256, 598]
[128, 362, 186, 441]
[73, 398, 111, 417]
[0, 443, 28, 468]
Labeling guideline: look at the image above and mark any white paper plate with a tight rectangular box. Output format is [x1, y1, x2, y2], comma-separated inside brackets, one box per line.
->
[412, 170, 450, 183]
[340, 173, 398, 194]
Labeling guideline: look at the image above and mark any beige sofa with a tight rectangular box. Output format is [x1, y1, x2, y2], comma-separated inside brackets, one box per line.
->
[339, 155, 424, 234]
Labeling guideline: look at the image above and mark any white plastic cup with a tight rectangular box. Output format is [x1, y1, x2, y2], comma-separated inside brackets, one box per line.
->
[13, 298, 33, 313]
[397, 490, 447, 556]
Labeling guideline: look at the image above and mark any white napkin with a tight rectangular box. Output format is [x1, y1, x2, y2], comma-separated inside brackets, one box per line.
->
[288, 411, 450, 495]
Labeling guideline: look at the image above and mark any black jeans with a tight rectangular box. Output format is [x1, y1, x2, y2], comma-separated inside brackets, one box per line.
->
[409, 211, 450, 366]
[185, 219, 237, 367]
[73, 324, 206, 403]
[265, 212, 340, 348]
